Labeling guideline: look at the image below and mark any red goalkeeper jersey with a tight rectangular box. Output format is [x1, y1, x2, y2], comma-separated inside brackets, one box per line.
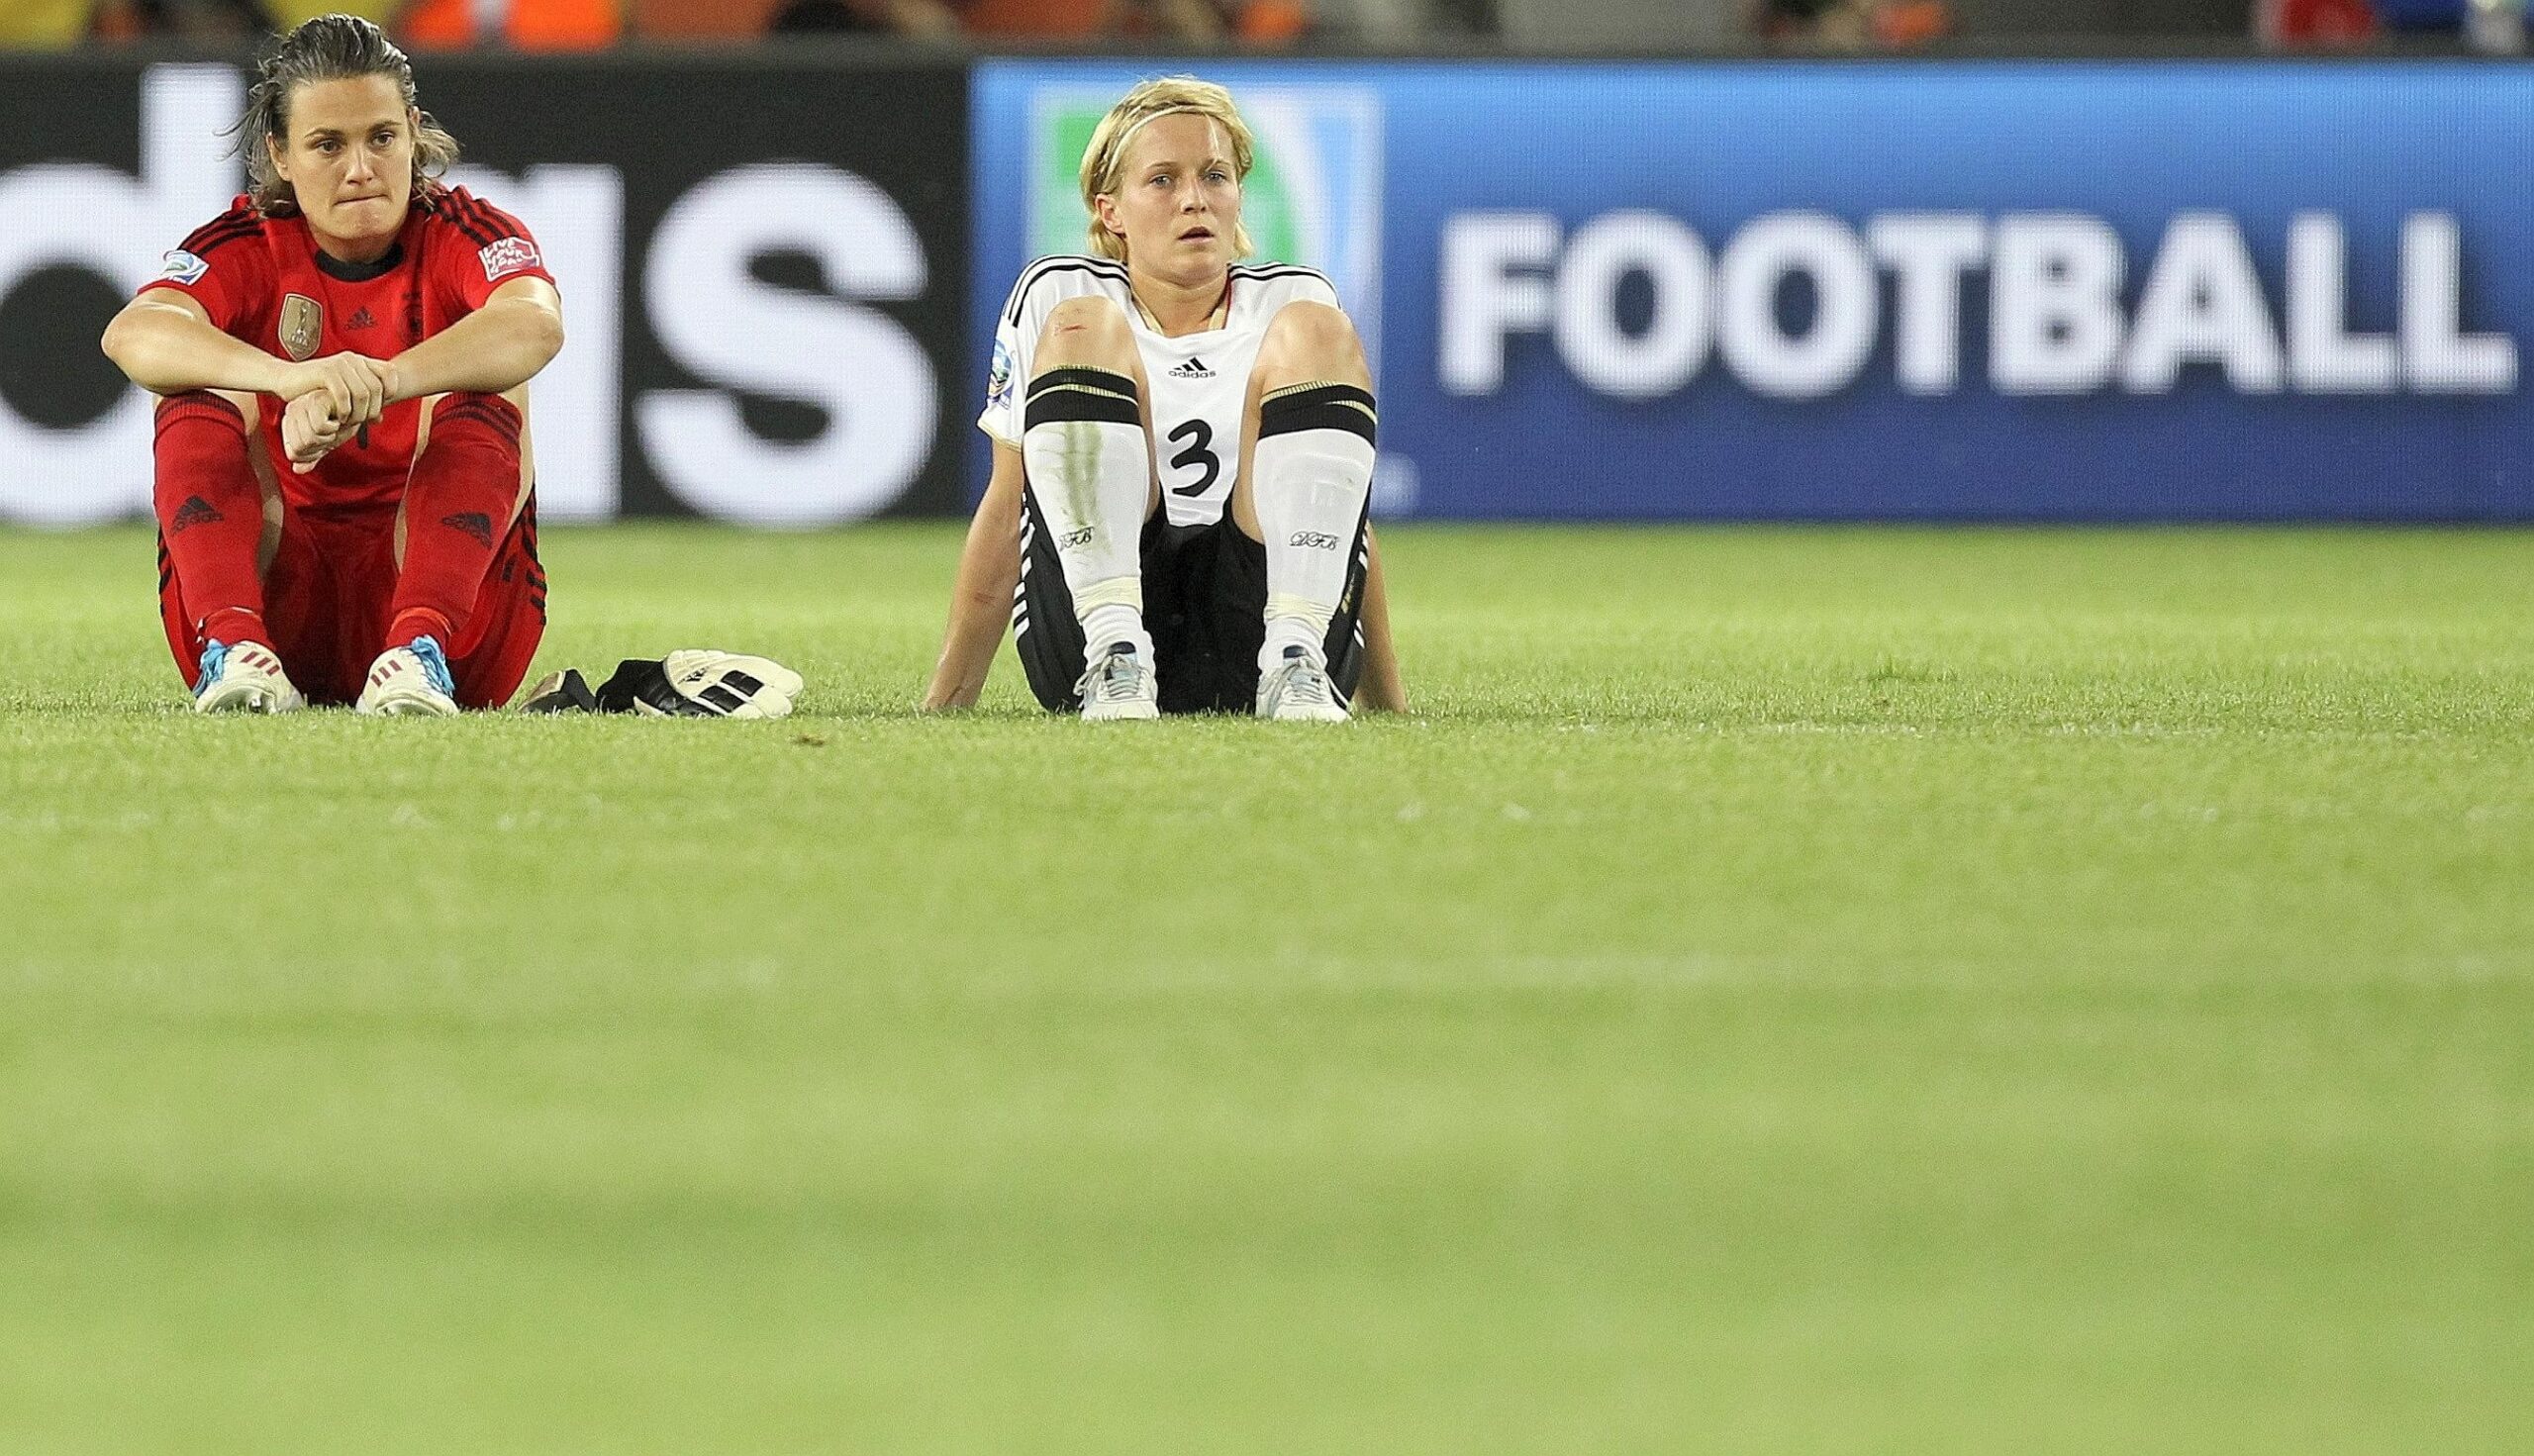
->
[139, 183, 557, 514]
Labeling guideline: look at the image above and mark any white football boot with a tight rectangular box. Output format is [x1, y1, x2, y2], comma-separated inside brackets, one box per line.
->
[356, 633, 460, 718]
[1255, 644, 1347, 723]
[192, 639, 305, 714]
[1076, 641, 1159, 721]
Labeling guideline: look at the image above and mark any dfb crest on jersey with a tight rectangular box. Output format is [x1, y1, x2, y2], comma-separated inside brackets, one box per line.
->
[279, 293, 323, 362]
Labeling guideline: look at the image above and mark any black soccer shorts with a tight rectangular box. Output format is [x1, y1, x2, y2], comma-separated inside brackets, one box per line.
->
[1013, 487, 1369, 715]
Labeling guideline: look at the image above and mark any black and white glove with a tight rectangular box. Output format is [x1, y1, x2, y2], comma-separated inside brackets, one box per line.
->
[518, 651, 803, 720]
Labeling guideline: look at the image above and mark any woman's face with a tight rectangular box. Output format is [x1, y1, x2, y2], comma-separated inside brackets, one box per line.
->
[1096, 112, 1240, 283]
[270, 74, 416, 257]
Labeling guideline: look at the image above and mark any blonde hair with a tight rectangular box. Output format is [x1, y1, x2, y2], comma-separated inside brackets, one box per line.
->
[1078, 76, 1255, 264]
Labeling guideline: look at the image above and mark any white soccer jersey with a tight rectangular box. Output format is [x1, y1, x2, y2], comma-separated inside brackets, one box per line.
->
[980, 255, 1343, 527]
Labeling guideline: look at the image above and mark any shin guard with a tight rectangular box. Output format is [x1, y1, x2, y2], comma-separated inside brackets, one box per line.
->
[390, 391, 522, 647]
[1251, 382, 1376, 672]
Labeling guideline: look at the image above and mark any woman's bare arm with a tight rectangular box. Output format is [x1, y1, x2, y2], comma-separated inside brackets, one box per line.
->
[386, 275, 564, 401]
[922, 441, 1026, 711]
[101, 288, 386, 417]
[1352, 528, 1408, 714]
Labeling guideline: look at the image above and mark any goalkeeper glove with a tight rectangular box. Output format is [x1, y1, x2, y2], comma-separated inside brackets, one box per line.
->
[518, 651, 803, 720]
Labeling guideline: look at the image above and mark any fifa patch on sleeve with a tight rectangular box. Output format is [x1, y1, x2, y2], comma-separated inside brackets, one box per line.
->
[987, 339, 1015, 410]
[159, 249, 209, 285]
[478, 237, 543, 283]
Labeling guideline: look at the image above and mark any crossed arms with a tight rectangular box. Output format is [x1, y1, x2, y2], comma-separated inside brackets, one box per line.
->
[101, 276, 563, 472]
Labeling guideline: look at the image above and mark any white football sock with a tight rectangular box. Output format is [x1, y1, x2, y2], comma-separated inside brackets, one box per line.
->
[1251, 382, 1376, 673]
[1023, 367, 1154, 666]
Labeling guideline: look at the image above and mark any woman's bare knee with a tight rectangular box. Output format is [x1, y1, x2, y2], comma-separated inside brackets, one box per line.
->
[1035, 296, 1136, 370]
[1256, 301, 1368, 388]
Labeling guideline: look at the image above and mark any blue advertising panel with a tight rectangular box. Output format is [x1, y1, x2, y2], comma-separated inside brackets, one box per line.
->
[974, 60, 2534, 521]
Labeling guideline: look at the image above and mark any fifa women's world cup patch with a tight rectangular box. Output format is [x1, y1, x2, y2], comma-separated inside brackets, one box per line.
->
[159, 249, 209, 285]
[987, 340, 1015, 410]
[478, 238, 542, 283]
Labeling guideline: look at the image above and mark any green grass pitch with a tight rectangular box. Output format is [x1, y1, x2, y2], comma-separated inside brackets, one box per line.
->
[3, 523, 2529, 1454]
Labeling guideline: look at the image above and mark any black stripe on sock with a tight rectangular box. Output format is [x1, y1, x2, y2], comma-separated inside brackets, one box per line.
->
[439, 398, 521, 432]
[1027, 367, 1139, 402]
[436, 397, 524, 446]
[152, 390, 246, 437]
[1023, 367, 1142, 430]
[1258, 383, 1377, 445]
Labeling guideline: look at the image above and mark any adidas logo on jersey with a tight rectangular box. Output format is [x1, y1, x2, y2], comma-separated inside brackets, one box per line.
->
[1167, 357, 1216, 379]
[346, 307, 378, 330]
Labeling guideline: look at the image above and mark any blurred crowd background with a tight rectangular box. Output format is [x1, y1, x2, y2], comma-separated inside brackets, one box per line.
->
[0, 0, 2523, 55]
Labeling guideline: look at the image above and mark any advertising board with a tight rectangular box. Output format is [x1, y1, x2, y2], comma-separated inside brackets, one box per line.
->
[976, 61, 2533, 520]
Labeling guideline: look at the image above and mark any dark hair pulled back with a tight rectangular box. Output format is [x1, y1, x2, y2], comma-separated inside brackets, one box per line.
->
[228, 13, 458, 218]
